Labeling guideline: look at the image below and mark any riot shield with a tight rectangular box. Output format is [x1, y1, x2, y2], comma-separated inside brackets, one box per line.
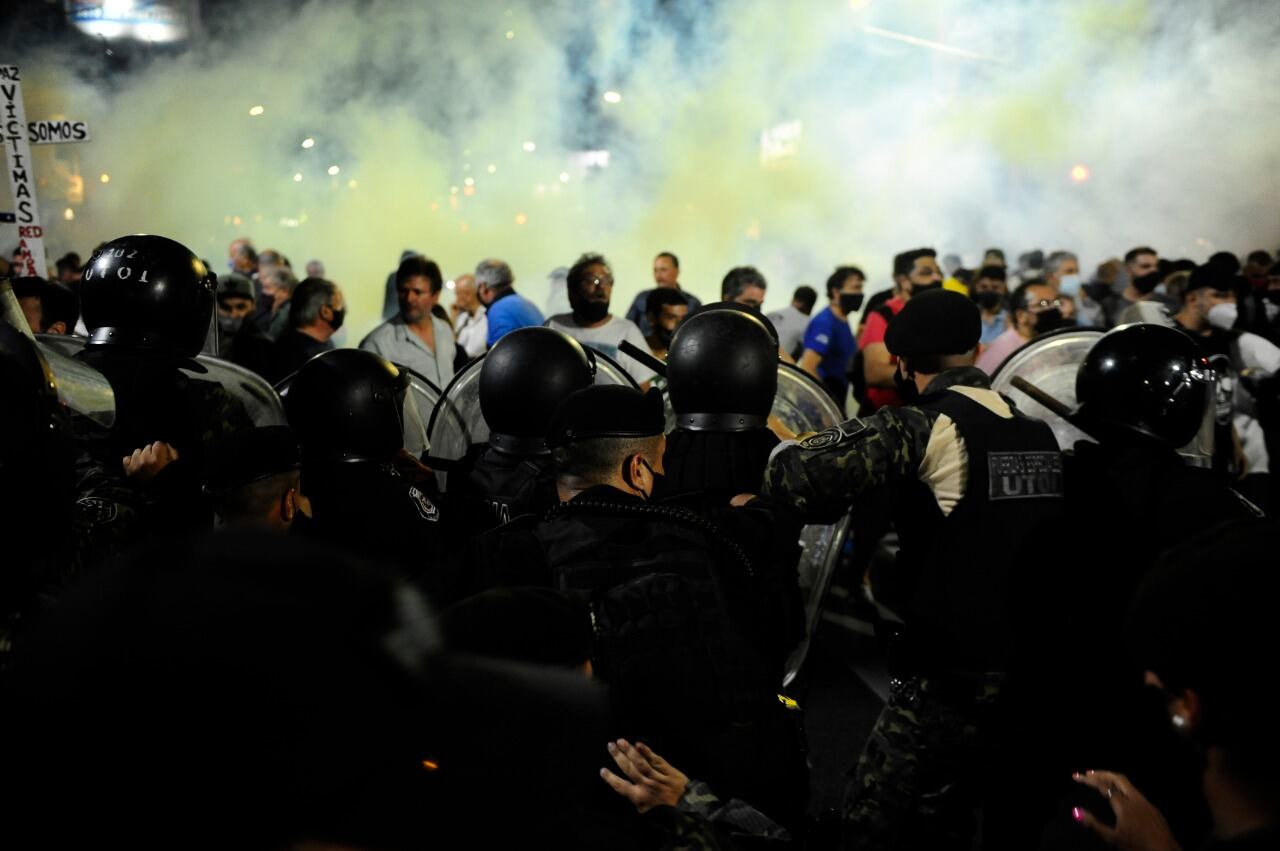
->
[772, 363, 852, 687]
[990, 325, 1216, 466]
[273, 362, 440, 454]
[990, 327, 1102, 451]
[37, 333, 286, 429]
[426, 346, 638, 490]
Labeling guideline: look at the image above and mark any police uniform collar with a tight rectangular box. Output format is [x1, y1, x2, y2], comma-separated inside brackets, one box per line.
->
[673, 412, 768, 432]
[921, 366, 990, 397]
[489, 431, 551, 457]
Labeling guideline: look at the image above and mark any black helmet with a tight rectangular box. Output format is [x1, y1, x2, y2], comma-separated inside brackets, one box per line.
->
[666, 308, 777, 431]
[479, 326, 595, 454]
[284, 349, 409, 464]
[80, 234, 217, 358]
[1076, 323, 1212, 448]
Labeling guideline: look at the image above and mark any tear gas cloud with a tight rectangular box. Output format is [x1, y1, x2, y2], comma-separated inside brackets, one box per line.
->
[10, 0, 1280, 338]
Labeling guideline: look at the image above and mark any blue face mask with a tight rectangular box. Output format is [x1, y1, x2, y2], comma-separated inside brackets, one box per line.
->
[1058, 273, 1082, 297]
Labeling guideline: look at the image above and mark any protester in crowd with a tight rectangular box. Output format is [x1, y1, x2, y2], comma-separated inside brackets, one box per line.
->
[976, 279, 1071, 374]
[857, 247, 943, 410]
[304, 259, 325, 278]
[360, 254, 457, 389]
[547, 253, 654, 387]
[381, 249, 418, 321]
[214, 273, 280, 380]
[1104, 246, 1169, 327]
[11, 276, 76, 335]
[54, 252, 81, 287]
[227, 238, 257, 278]
[450, 272, 488, 360]
[720, 265, 767, 309]
[625, 252, 703, 337]
[643, 287, 689, 361]
[766, 284, 818, 361]
[250, 263, 297, 340]
[982, 247, 1006, 268]
[477, 257, 543, 347]
[970, 265, 1009, 344]
[798, 266, 864, 407]
[276, 277, 344, 376]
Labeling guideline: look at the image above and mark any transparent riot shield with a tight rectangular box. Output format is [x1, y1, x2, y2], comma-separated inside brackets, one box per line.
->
[37, 332, 286, 429]
[990, 325, 1216, 466]
[990, 327, 1103, 451]
[273, 362, 440, 453]
[31, 334, 117, 432]
[426, 346, 638, 491]
[772, 363, 852, 687]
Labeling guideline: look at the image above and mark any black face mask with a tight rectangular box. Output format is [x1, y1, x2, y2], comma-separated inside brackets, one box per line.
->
[894, 364, 920, 403]
[972, 291, 1003, 311]
[634, 458, 661, 502]
[328, 306, 346, 331]
[1084, 281, 1112, 302]
[653, 327, 675, 349]
[1132, 271, 1163, 295]
[1033, 308, 1070, 334]
[838, 293, 864, 314]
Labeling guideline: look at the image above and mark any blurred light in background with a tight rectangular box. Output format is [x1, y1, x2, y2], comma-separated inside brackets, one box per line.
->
[1070, 164, 1090, 183]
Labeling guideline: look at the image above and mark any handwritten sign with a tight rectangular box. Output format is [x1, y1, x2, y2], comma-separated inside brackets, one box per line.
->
[0, 65, 47, 277]
[29, 120, 90, 145]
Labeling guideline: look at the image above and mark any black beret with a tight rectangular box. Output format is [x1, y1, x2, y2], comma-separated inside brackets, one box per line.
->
[884, 288, 981, 357]
[547, 385, 665, 448]
[202, 426, 301, 496]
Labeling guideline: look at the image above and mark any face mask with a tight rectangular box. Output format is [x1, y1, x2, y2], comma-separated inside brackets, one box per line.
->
[838, 293, 865, 314]
[893, 362, 919, 403]
[910, 282, 941, 297]
[1033, 308, 1069, 334]
[972, 291, 1003, 311]
[217, 315, 243, 335]
[1132, 271, 1162, 295]
[328, 306, 345, 331]
[653, 327, 675, 349]
[1207, 302, 1238, 331]
[635, 458, 660, 502]
[1057, 274, 1082, 297]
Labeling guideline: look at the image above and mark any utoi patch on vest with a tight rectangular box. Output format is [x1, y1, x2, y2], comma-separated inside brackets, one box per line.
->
[798, 420, 870, 451]
[408, 486, 441, 521]
[987, 451, 1064, 500]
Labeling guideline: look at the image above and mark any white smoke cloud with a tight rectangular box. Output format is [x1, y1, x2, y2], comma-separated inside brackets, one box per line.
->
[9, 0, 1280, 338]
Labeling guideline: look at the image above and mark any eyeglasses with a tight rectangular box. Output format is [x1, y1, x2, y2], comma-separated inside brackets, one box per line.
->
[1026, 298, 1064, 312]
[585, 275, 614, 289]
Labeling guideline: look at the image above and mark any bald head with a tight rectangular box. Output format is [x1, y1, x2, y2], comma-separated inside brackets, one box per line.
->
[453, 273, 478, 312]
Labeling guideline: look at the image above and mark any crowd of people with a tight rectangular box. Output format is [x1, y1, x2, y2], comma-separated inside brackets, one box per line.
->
[1, 231, 1278, 850]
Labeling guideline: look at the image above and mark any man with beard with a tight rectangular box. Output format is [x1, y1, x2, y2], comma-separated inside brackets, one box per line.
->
[976, 280, 1073, 374]
[799, 266, 865, 408]
[360, 254, 457, 390]
[1104, 246, 1170, 327]
[643, 287, 689, 361]
[547, 253, 655, 388]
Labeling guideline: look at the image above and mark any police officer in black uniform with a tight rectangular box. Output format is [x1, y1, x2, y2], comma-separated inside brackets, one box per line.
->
[452, 326, 595, 533]
[76, 235, 253, 512]
[1055, 323, 1263, 847]
[285, 348, 443, 580]
[762, 288, 1066, 850]
[462, 383, 808, 827]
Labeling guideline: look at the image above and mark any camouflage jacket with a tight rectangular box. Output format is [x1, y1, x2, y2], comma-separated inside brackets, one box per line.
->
[761, 368, 1005, 525]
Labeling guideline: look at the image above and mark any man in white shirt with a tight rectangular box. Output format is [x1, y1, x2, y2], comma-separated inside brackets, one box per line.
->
[546, 253, 655, 388]
[360, 254, 456, 389]
[451, 273, 487, 360]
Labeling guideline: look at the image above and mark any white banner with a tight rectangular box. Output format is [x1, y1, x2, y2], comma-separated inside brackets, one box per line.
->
[29, 119, 90, 145]
[1, 65, 47, 278]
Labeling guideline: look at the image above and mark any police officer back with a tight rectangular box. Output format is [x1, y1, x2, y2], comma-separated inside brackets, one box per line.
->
[762, 288, 1066, 849]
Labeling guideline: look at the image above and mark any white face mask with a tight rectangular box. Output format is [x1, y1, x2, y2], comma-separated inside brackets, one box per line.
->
[1057, 273, 1082, 297]
[1208, 301, 1238, 331]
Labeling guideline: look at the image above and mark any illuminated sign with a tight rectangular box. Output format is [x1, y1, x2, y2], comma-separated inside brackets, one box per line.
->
[68, 1, 190, 43]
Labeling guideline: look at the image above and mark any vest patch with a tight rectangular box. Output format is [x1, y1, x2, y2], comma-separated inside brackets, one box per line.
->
[987, 451, 1063, 500]
[798, 420, 870, 451]
[73, 496, 118, 525]
[408, 486, 441, 522]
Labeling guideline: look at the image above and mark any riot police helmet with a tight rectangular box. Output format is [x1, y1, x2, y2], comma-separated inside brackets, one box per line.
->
[284, 348, 409, 464]
[1075, 323, 1212, 448]
[479, 326, 596, 455]
[80, 234, 217, 359]
[666, 307, 777, 431]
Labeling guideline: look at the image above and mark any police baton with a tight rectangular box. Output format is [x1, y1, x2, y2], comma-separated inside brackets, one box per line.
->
[1009, 375, 1101, 441]
[618, 339, 667, 378]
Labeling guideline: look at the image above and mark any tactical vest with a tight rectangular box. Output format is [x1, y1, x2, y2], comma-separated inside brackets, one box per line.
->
[466, 445, 558, 526]
[889, 388, 1065, 674]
